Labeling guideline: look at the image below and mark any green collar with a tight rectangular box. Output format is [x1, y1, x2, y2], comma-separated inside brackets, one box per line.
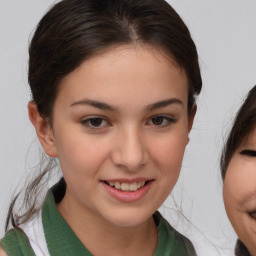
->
[153, 211, 196, 255]
[42, 192, 93, 256]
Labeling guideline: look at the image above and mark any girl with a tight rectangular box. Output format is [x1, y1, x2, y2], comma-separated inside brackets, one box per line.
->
[0, 0, 202, 255]
[221, 85, 256, 256]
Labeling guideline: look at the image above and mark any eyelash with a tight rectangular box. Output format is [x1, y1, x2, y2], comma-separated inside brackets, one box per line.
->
[240, 150, 256, 157]
[147, 115, 176, 127]
[81, 115, 176, 130]
[249, 211, 256, 220]
[81, 116, 110, 129]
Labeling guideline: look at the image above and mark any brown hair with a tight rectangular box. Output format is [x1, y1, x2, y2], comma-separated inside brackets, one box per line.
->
[6, 0, 202, 231]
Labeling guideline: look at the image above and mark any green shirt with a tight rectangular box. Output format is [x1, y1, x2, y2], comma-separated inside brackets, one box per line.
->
[1, 182, 196, 256]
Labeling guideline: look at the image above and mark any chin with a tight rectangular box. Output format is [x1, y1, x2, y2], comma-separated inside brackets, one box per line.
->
[102, 209, 153, 228]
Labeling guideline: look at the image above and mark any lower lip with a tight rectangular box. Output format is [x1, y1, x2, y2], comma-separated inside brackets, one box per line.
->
[102, 181, 153, 203]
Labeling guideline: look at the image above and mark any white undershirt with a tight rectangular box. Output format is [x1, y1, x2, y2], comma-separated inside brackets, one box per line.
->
[19, 211, 49, 256]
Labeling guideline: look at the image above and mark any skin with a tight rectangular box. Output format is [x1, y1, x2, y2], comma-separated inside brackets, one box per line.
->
[223, 128, 256, 256]
[29, 44, 195, 255]
[0, 246, 7, 256]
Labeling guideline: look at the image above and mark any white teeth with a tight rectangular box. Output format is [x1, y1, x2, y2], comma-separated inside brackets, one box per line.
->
[107, 180, 148, 191]
[121, 183, 129, 191]
[129, 182, 138, 191]
[115, 181, 121, 189]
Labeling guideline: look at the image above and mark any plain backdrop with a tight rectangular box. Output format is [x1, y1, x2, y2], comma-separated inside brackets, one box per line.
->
[1, 1, 256, 255]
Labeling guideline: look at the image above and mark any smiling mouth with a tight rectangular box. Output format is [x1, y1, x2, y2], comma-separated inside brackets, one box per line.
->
[103, 180, 151, 192]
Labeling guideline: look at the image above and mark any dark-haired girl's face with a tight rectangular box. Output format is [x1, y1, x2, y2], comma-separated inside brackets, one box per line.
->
[34, 44, 194, 228]
[223, 128, 256, 256]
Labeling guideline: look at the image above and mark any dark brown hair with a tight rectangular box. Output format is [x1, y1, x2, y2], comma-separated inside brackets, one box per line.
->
[221, 85, 256, 256]
[29, 0, 202, 120]
[6, 0, 202, 231]
[235, 240, 251, 256]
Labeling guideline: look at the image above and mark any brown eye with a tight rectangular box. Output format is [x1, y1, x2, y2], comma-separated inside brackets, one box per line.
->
[249, 211, 256, 220]
[148, 115, 176, 127]
[152, 116, 164, 125]
[89, 118, 103, 127]
[81, 117, 109, 129]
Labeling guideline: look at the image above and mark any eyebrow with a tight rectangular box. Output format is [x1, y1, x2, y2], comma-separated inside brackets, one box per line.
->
[145, 98, 183, 111]
[70, 99, 117, 111]
[70, 98, 183, 112]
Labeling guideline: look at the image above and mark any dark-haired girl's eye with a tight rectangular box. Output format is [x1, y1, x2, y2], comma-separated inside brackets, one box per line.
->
[240, 150, 256, 157]
[147, 115, 176, 127]
[249, 211, 256, 220]
[81, 117, 109, 129]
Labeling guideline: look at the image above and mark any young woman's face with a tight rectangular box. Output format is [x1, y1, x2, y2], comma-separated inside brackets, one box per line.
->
[46, 44, 193, 227]
[223, 127, 256, 255]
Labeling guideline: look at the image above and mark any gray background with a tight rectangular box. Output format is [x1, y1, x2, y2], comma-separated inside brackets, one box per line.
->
[1, 1, 256, 255]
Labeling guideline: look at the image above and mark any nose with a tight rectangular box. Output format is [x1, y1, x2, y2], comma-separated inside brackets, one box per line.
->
[111, 126, 149, 171]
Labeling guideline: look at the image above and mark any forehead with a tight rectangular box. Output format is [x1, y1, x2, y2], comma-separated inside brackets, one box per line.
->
[67, 43, 185, 78]
[56, 43, 188, 108]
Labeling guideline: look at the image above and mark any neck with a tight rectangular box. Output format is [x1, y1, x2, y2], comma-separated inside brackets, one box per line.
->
[57, 189, 158, 256]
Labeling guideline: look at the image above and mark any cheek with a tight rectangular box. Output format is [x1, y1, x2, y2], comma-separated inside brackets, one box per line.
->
[223, 163, 242, 217]
[149, 133, 188, 202]
[151, 128, 188, 173]
[224, 161, 256, 209]
[223, 160, 256, 238]
[54, 131, 110, 177]
[223, 169, 247, 244]
[223, 182, 240, 230]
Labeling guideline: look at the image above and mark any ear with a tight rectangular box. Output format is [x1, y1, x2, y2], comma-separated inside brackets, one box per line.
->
[28, 101, 57, 157]
[187, 105, 197, 144]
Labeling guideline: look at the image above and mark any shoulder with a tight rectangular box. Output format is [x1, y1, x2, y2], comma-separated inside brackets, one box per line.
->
[0, 245, 8, 256]
[0, 229, 35, 256]
[1, 228, 26, 249]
